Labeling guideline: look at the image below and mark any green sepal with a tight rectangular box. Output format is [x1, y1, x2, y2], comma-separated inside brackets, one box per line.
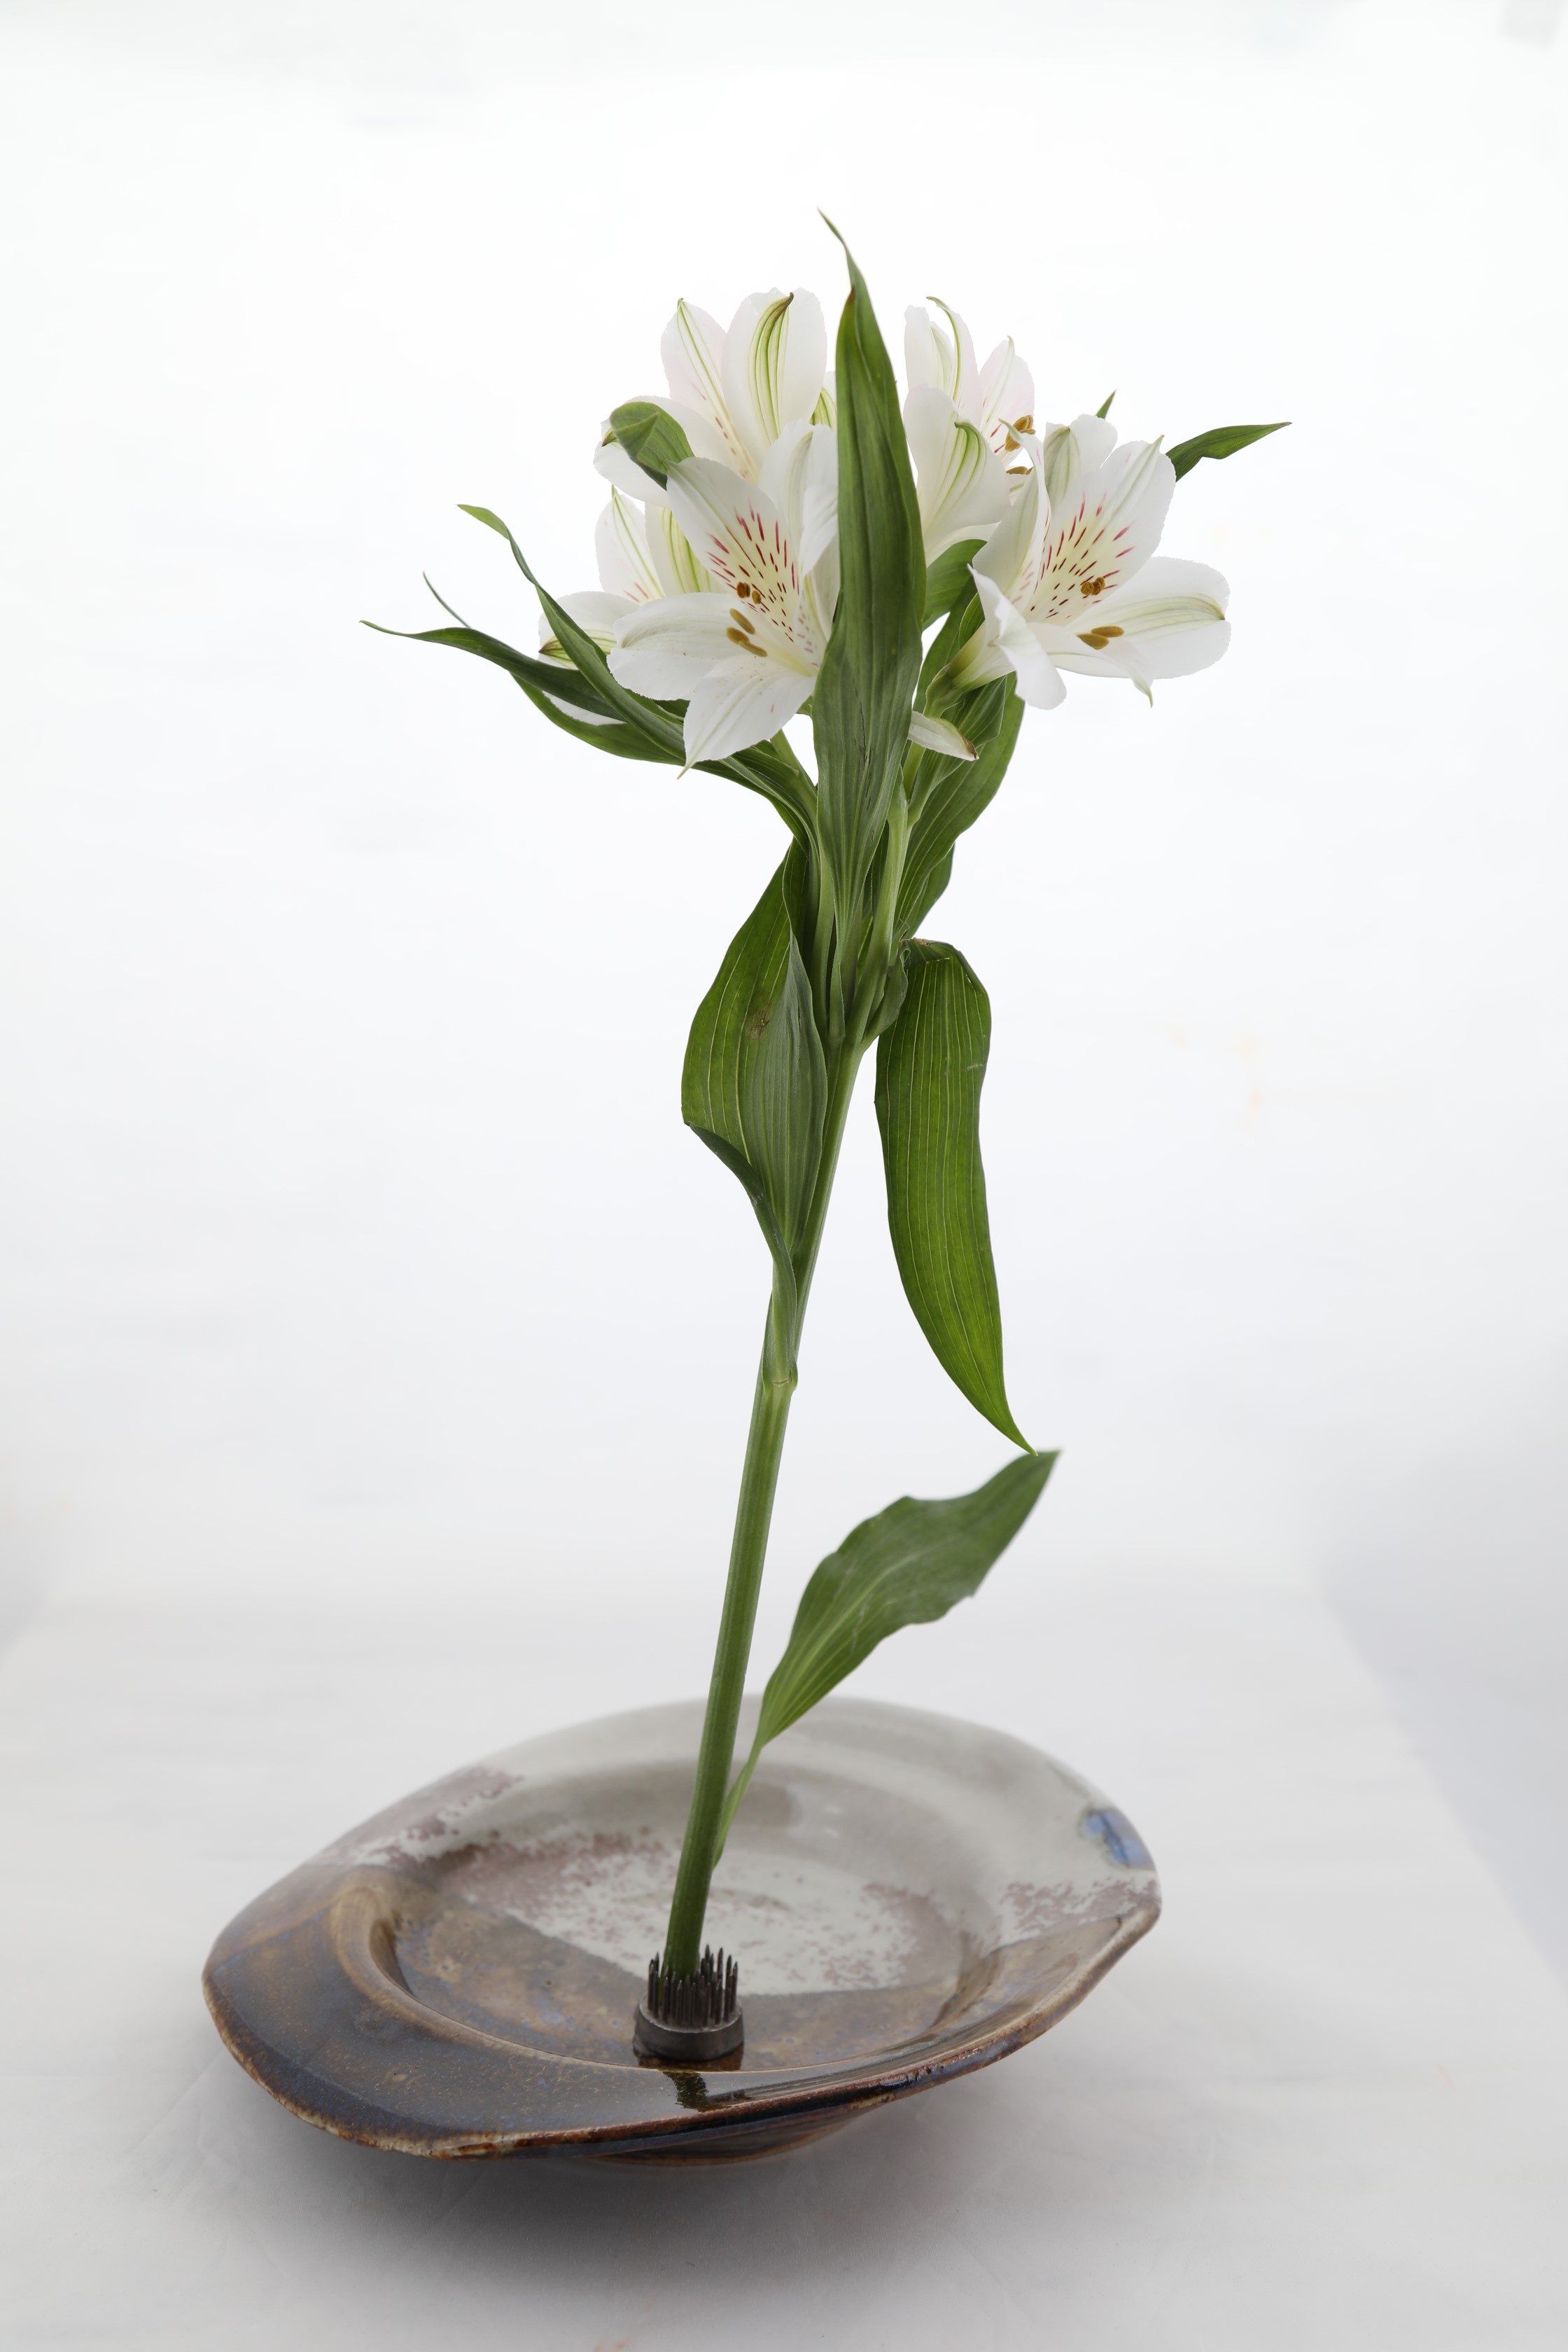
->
[603, 402, 694, 491]
[1166, 420, 1289, 480]
[1096, 390, 1116, 419]
[811, 232, 925, 951]
[718, 1450, 1057, 1845]
[875, 939, 1027, 1447]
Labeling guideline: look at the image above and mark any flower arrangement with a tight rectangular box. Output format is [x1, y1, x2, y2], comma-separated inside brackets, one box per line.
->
[374, 228, 1282, 2024]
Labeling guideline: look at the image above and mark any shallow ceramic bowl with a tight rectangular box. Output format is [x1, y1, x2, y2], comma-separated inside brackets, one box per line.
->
[204, 1696, 1159, 2161]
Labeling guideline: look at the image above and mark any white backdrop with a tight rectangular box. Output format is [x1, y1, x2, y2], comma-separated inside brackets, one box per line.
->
[3, 0, 1567, 1970]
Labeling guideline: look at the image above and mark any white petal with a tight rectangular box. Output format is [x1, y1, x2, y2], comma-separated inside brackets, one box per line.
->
[975, 339, 1037, 453]
[646, 502, 713, 598]
[972, 440, 1047, 603]
[1023, 440, 1176, 627]
[660, 300, 750, 472]
[907, 709, 978, 760]
[801, 425, 839, 578]
[608, 592, 737, 696]
[1039, 413, 1118, 508]
[682, 652, 815, 765]
[540, 590, 637, 659]
[663, 458, 822, 668]
[904, 299, 980, 412]
[758, 421, 839, 578]
[1042, 556, 1231, 687]
[593, 421, 670, 505]
[722, 288, 827, 475]
[971, 573, 1066, 708]
[594, 491, 661, 603]
[905, 386, 1011, 560]
[904, 304, 948, 397]
[757, 419, 816, 536]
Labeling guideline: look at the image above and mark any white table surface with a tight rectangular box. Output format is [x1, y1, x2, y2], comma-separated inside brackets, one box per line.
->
[4, 1564, 1565, 2350]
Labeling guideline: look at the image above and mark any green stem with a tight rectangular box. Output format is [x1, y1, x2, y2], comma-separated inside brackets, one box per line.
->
[661, 1042, 863, 1976]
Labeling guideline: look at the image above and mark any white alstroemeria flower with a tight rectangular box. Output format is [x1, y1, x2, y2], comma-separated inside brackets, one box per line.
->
[905, 300, 1036, 458]
[948, 427, 1230, 708]
[597, 288, 829, 497]
[609, 423, 840, 765]
[540, 487, 713, 663]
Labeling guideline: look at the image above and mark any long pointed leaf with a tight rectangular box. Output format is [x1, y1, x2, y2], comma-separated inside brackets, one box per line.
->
[812, 236, 925, 934]
[1166, 420, 1289, 479]
[875, 941, 1026, 1446]
[720, 1450, 1056, 1840]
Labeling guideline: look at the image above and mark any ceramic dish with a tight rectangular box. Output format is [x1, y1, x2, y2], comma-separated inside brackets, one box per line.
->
[204, 1695, 1159, 2161]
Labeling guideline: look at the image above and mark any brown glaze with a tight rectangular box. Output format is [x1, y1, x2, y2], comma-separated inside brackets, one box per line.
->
[203, 1697, 1160, 2161]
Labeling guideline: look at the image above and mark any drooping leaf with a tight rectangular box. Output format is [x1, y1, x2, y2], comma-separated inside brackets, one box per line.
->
[811, 233, 925, 946]
[430, 508, 816, 836]
[898, 683, 1023, 934]
[459, 505, 689, 755]
[603, 400, 694, 491]
[683, 854, 827, 1282]
[922, 538, 984, 628]
[363, 617, 627, 722]
[512, 680, 685, 763]
[719, 1450, 1056, 1841]
[1166, 420, 1289, 480]
[875, 940, 1026, 1446]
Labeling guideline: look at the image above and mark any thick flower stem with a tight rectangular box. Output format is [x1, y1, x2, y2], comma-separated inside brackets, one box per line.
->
[661, 1043, 864, 1977]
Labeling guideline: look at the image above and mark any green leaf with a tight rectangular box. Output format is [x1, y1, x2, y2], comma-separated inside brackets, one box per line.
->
[922, 538, 983, 628]
[1096, 390, 1116, 420]
[603, 401, 693, 491]
[512, 679, 684, 764]
[1166, 420, 1289, 480]
[875, 940, 1026, 1447]
[363, 617, 624, 720]
[812, 234, 925, 944]
[440, 509, 818, 837]
[720, 1450, 1057, 1843]
[458, 505, 690, 757]
[683, 854, 827, 1269]
[898, 683, 1023, 934]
